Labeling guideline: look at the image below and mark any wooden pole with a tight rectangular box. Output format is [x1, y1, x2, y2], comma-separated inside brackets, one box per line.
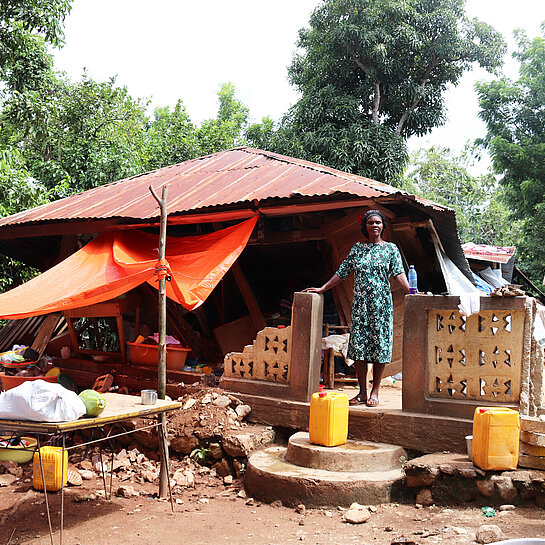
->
[149, 184, 170, 500]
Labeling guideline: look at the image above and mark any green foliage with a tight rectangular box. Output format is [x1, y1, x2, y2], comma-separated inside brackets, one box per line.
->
[402, 146, 521, 246]
[196, 83, 249, 154]
[143, 101, 199, 170]
[274, 0, 505, 183]
[1, 72, 149, 192]
[476, 25, 545, 282]
[0, 0, 72, 91]
[190, 446, 211, 465]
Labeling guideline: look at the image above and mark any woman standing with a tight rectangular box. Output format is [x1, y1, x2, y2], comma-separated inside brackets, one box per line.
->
[305, 210, 410, 406]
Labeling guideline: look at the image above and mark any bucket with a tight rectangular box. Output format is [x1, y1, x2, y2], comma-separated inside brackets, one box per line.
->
[465, 435, 473, 461]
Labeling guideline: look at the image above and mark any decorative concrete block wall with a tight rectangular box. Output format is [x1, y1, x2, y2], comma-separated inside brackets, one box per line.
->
[221, 292, 323, 402]
[403, 295, 544, 419]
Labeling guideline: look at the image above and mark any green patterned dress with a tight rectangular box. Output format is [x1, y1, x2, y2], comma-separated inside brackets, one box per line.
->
[336, 242, 404, 364]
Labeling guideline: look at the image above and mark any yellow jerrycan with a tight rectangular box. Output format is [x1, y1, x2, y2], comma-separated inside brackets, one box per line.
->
[309, 385, 349, 447]
[33, 446, 68, 492]
[472, 407, 520, 470]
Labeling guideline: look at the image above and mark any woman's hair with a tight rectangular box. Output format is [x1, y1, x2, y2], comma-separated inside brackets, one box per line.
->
[360, 209, 387, 238]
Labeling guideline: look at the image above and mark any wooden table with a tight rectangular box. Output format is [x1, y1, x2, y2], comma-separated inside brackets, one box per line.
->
[0, 393, 182, 545]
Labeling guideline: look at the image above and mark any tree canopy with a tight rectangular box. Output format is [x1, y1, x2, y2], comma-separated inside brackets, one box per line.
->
[402, 146, 519, 246]
[270, 0, 505, 183]
[476, 25, 545, 281]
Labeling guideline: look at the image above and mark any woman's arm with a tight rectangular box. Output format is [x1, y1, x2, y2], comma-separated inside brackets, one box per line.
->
[303, 273, 344, 294]
[394, 272, 410, 294]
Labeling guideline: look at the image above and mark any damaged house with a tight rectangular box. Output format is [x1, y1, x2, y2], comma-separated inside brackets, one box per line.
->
[0, 147, 477, 392]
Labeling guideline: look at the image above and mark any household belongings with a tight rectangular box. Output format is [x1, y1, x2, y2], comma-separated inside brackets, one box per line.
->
[309, 385, 349, 447]
[0, 380, 86, 422]
[0, 344, 53, 386]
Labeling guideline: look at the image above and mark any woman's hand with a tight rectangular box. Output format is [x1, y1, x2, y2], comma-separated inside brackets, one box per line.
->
[302, 274, 343, 294]
[302, 287, 324, 294]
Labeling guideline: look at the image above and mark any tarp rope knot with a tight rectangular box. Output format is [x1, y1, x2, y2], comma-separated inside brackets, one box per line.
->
[154, 259, 172, 282]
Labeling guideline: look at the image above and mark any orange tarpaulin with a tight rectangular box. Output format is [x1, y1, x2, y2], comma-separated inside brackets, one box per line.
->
[0, 217, 258, 319]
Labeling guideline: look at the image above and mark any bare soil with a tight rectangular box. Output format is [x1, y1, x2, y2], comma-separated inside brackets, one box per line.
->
[1, 465, 544, 545]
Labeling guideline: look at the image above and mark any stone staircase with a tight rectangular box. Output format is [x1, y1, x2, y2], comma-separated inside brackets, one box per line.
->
[244, 431, 407, 507]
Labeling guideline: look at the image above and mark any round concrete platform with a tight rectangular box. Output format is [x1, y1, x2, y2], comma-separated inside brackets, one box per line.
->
[285, 432, 406, 472]
[245, 445, 405, 507]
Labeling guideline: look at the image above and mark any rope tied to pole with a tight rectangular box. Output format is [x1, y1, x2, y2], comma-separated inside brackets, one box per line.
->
[154, 258, 172, 282]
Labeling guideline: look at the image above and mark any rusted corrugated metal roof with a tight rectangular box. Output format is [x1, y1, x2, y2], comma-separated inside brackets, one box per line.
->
[0, 147, 446, 228]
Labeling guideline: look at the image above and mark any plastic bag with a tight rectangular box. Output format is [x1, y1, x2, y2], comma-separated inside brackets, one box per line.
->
[0, 380, 86, 422]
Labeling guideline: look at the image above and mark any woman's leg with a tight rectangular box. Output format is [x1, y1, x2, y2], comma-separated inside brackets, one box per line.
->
[349, 360, 368, 404]
[367, 362, 386, 406]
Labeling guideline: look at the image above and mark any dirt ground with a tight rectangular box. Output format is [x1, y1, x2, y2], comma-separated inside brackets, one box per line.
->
[1, 464, 544, 545]
[1, 383, 543, 544]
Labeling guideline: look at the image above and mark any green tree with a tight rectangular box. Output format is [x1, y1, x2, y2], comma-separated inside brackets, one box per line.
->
[476, 25, 545, 282]
[144, 100, 199, 170]
[196, 83, 250, 154]
[402, 146, 520, 246]
[1, 72, 149, 192]
[0, 0, 72, 90]
[276, 0, 505, 183]
[0, 147, 53, 290]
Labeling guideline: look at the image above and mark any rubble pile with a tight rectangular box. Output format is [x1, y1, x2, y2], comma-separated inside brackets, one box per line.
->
[63, 387, 275, 495]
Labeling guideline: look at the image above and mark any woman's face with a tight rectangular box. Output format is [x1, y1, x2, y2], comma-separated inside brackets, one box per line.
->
[366, 215, 383, 237]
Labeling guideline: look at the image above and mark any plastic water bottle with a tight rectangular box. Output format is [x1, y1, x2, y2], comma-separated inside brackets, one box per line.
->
[408, 265, 418, 294]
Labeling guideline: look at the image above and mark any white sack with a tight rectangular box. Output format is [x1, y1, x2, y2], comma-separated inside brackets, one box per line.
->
[0, 380, 86, 422]
[321, 333, 354, 366]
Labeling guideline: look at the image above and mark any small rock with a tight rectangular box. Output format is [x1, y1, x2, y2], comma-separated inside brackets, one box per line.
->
[198, 498, 209, 504]
[201, 395, 212, 405]
[415, 489, 433, 506]
[79, 460, 94, 471]
[295, 504, 306, 514]
[0, 460, 23, 478]
[223, 475, 233, 485]
[175, 498, 184, 505]
[343, 507, 371, 524]
[0, 474, 17, 486]
[491, 475, 517, 502]
[405, 468, 441, 487]
[183, 398, 197, 410]
[213, 396, 231, 408]
[475, 524, 505, 544]
[212, 459, 231, 478]
[237, 489, 247, 498]
[209, 443, 223, 460]
[499, 504, 515, 511]
[235, 404, 252, 419]
[477, 478, 495, 497]
[116, 485, 139, 498]
[271, 499, 283, 508]
[458, 467, 478, 479]
[439, 464, 455, 475]
[323, 510, 333, 518]
[77, 469, 95, 480]
[172, 468, 195, 488]
[141, 470, 158, 483]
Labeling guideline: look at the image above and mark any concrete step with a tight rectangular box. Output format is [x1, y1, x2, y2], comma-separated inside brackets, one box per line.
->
[286, 431, 406, 472]
[245, 440, 407, 508]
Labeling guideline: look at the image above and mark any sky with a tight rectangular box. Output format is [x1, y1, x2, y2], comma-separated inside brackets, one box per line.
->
[53, 0, 545, 171]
